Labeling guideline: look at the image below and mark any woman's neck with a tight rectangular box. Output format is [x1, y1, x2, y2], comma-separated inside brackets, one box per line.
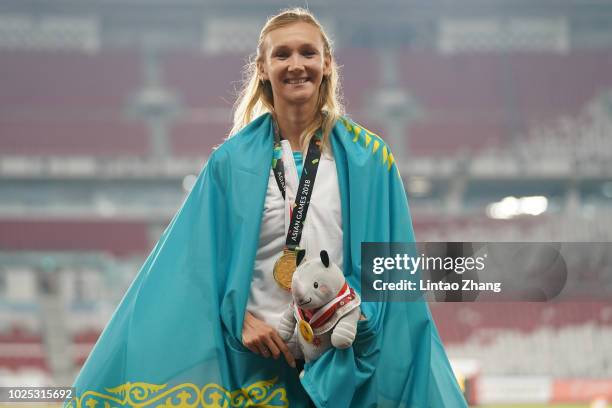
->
[274, 100, 318, 151]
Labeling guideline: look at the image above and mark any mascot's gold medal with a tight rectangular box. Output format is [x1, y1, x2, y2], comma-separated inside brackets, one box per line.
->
[273, 248, 296, 290]
[298, 319, 314, 343]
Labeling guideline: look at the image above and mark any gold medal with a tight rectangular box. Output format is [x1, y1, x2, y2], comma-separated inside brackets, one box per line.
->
[299, 319, 314, 343]
[273, 248, 297, 290]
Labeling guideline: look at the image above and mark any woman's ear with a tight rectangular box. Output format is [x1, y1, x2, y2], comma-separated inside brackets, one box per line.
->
[323, 54, 332, 77]
[258, 61, 269, 82]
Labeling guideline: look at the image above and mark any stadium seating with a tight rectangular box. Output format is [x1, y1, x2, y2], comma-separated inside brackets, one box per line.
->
[335, 48, 379, 113]
[160, 51, 244, 108]
[2, 49, 611, 159]
[0, 49, 148, 156]
[432, 302, 612, 376]
[0, 119, 149, 156]
[413, 210, 612, 242]
[0, 220, 150, 256]
[0, 50, 140, 110]
[0, 326, 46, 371]
[395, 51, 612, 157]
[505, 51, 612, 124]
[170, 119, 231, 156]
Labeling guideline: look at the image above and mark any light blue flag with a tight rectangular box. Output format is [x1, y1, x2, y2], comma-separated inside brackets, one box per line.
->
[67, 113, 466, 408]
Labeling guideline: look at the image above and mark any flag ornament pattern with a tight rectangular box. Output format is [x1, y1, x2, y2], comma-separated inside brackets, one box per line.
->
[65, 378, 288, 408]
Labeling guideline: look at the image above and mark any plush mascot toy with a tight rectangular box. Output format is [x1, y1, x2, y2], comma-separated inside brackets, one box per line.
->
[278, 250, 361, 364]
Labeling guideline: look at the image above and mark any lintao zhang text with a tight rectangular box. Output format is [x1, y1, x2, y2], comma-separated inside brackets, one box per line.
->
[372, 279, 502, 293]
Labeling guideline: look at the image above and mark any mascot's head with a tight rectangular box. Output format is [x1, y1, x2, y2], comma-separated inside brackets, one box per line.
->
[291, 250, 345, 310]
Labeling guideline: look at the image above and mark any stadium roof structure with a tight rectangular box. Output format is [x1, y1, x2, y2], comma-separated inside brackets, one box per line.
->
[1, 0, 612, 50]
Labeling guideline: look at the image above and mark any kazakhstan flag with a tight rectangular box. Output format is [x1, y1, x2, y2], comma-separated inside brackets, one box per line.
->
[68, 113, 466, 408]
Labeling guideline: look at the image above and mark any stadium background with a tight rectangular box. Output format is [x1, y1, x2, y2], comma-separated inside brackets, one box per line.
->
[0, 0, 611, 406]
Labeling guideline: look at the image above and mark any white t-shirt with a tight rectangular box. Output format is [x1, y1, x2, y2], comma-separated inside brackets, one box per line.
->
[246, 139, 343, 329]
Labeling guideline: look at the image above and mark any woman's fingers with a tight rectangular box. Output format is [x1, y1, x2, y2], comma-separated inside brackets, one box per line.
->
[244, 341, 262, 355]
[271, 331, 296, 367]
[243, 313, 267, 356]
[256, 342, 271, 357]
[244, 334, 270, 356]
[242, 312, 294, 366]
[262, 336, 281, 359]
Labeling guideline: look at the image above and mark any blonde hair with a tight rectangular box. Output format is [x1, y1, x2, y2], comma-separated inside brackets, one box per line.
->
[229, 7, 344, 151]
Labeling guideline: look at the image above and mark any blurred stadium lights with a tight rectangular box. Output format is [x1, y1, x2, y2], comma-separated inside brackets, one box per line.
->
[202, 17, 260, 54]
[407, 175, 432, 197]
[602, 182, 612, 199]
[182, 174, 197, 192]
[486, 195, 548, 219]
[438, 16, 569, 54]
[202, 15, 337, 53]
[94, 195, 118, 218]
[599, 89, 612, 116]
[128, 84, 181, 119]
[370, 87, 422, 121]
[0, 156, 202, 179]
[0, 14, 99, 52]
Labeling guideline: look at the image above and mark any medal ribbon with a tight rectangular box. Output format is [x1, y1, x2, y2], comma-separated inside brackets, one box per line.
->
[271, 120, 322, 250]
[295, 283, 355, 329]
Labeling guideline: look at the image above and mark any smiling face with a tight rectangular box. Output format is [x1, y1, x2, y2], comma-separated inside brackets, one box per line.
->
[259, 21, 331, 110]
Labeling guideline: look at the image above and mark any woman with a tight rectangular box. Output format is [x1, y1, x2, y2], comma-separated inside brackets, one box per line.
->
[235, 10, 342, 370]
[70, 8, 466, 408]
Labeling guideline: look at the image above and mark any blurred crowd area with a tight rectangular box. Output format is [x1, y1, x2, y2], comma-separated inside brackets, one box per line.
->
[0, 0, 611, 404]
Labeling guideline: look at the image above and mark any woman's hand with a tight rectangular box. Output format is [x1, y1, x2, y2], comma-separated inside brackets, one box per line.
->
[242, 311, 296, 367]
